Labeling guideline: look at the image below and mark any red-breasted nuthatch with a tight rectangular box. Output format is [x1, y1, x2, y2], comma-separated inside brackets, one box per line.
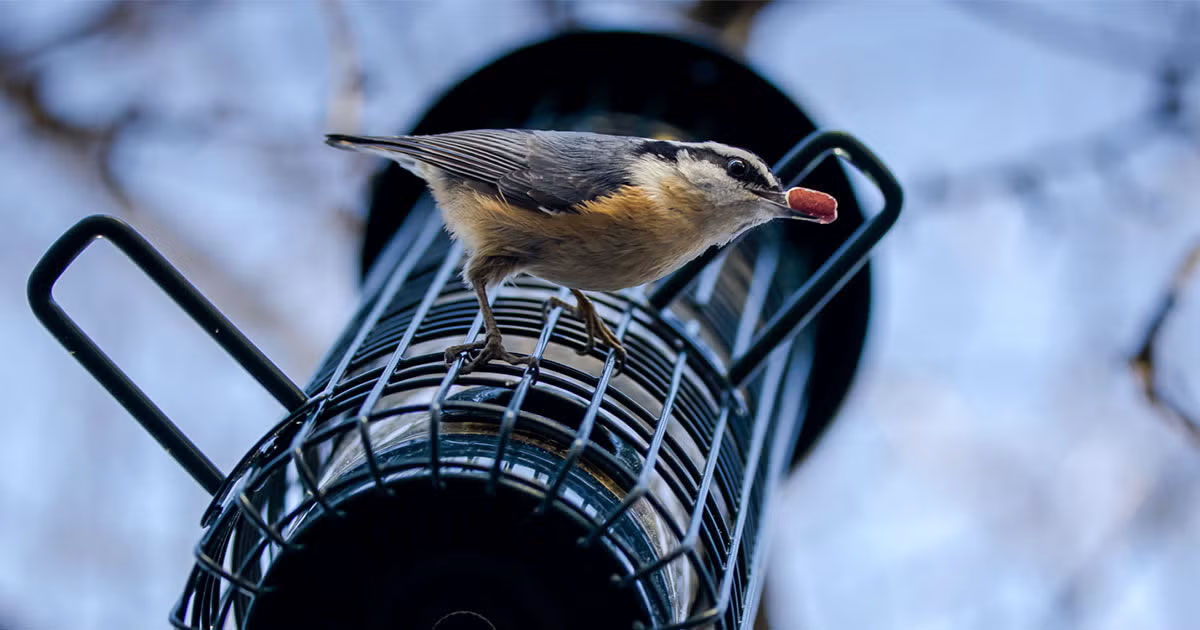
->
[326, 129, 837, 372]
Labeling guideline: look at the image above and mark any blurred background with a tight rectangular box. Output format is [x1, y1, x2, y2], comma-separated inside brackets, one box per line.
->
[3, 2, 1199, 629]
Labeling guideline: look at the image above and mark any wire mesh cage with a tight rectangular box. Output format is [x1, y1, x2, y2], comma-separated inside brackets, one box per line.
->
[27, 32, 902, 630]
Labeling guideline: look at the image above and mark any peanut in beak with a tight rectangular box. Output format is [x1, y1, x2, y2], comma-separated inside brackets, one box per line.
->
[786, 187, 838, 224]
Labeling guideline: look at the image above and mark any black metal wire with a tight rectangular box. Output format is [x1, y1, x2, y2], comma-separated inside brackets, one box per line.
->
[537, 309, 633, 514]
[582, 344, 688, 546]
[679, 351, 789, 630]
[26, 214, 306, 496]
[489, 287, 569, 493]
[729, 132, 902, 385]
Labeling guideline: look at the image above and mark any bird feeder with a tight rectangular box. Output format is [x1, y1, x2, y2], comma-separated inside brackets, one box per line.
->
[28, 32, 901, 630]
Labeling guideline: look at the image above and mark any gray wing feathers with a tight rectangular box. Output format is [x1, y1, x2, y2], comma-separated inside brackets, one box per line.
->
[523, 132, 637, 210]
[378, 130, 636, 214]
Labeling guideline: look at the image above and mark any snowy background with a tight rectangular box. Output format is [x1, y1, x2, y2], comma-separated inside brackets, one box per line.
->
[2, 2, 1199, 629]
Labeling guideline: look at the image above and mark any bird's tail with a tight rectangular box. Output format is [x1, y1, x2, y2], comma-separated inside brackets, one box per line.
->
[325, 134, 421, 175]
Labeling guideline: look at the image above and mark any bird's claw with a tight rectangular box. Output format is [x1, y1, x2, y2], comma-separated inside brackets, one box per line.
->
[543, 296, 578, 319]
[594, 318, 627, 375]
[607, 344, 628, 376]
[546, 295, 628, 373]
[545, 296, 592, 355]
[444, 334, 537, 374]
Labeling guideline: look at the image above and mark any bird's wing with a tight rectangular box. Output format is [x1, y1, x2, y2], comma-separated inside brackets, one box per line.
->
[336, 130, 634, 215]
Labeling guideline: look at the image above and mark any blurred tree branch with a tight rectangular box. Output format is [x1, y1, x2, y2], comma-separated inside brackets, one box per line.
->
[0, 1, 141, 68]
[917, 3, 1197, 218]
[906, 7, 1200, 459]
[1, 1, 320, 372]
[687, 0, 774, 52]
[0, 2, 145, 215]
[1130, 242, 1200, 447]
[322, 0, 364, 135]
[1042, 460, 1194, 628]
[955, 1, 1199, 74]
[321, 0, 371, 238]
[537, 0, 579, 31]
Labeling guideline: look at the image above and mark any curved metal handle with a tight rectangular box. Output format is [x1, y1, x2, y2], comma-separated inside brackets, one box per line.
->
[27, 215, 308, 495]
[728, 131, 903, 386]
[648, 130, 904, 387]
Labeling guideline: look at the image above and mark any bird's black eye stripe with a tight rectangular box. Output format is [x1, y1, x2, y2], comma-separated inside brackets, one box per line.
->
[726, 157, 774, 189]
[635, 140, 682, 161]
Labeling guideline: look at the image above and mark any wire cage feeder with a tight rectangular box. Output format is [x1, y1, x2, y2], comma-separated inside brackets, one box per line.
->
[28, 33, 902, 630]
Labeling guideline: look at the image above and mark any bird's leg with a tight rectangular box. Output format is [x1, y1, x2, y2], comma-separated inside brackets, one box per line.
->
[547, 289, 627, 367]
[544, 294, 597, 353]
[444, 281, 536, 373]
[575, 290, 627, 367]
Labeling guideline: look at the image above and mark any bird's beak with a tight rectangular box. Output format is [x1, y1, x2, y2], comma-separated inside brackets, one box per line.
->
[754, 186, 838, 224]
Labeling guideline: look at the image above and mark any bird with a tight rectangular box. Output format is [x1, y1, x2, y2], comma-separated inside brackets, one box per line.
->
[326, 129, 837, 373]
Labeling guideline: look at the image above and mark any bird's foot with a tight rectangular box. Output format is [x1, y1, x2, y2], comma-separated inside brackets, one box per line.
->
[444, 333, 537, 373]
[592, 316, 628, 373]
[544, 296, 585, 345]
[545, 296, 628, 372]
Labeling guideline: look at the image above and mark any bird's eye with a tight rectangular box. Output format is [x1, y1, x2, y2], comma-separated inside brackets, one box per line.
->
[726, 158, 748, 178]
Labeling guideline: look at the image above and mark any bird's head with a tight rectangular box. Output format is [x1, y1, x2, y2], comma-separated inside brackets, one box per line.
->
[630, 139, 837, 245]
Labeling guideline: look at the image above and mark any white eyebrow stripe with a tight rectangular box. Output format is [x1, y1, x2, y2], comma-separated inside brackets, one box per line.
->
[692, 141, 778, 188]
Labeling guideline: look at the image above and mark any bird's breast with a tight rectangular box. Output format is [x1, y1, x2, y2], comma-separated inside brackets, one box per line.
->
[437, 184, 710, 292]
